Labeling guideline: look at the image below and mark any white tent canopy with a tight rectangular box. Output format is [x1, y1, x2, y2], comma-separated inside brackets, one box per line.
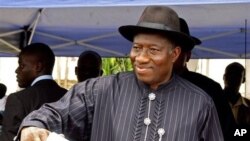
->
[0, 0, 250, 58]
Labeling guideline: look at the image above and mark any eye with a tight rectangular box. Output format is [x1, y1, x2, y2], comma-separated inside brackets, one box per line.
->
[132, 45, 142, 52]
[149, 47, 160, 54]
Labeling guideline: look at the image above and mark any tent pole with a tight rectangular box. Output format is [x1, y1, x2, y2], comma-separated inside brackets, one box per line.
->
[0, 39, 20, 52]
[0, 30, 24, 37]
[195, 45, 238, 58]
[77, 32, 119, 42]
[200, 30, 240, 41]
[28, 9, 44, 45]
[27, 9, 44, 31]
[245, 19, 247, 58]
[244, 19, 248, 97]
[51, 42, 76, 49]
[36, 31, 73, 42]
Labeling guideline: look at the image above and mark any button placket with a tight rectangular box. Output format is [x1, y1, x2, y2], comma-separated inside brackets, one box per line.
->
[143, 93, 156, 141]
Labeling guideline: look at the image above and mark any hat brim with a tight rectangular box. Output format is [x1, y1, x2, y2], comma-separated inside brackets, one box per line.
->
[119, 25, 195, 51]
[191, 36, 201, 46]
[186, 36, 201, 51]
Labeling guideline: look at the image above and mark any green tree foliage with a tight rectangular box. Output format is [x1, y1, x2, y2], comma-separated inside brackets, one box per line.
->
[102, 57, 133, 75]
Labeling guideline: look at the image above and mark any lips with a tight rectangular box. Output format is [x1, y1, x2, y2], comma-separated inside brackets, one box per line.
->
[16, 75, 20, 82]
[135, 65, 152, 74]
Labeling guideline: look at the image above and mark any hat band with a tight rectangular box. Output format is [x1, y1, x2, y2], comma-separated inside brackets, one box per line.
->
[137, 22, 177, 32]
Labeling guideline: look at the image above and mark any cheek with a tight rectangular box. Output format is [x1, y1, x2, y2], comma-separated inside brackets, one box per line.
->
[16, 68, 24, 76]
[20, 70, 29, 79]
[154, 57, 173, 73]
[20, 67, 33, 77]
[129, 53, 136, 63]
[153, 55, 171, 64]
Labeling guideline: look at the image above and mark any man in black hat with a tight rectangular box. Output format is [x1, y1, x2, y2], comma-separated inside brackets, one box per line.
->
[174, 18, 236, 141]
[18, 6, 223, 141]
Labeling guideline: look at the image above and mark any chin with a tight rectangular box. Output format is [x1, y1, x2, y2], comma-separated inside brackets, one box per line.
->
[136, 75, 152, 84]
[18, 85, 24, 88]
[18, 84, 28, 88]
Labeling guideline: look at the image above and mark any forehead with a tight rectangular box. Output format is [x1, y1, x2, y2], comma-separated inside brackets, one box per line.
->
[18, 53, 38, 62]
[133, 33, 173, 46]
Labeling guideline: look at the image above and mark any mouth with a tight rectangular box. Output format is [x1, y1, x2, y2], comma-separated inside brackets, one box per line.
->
[16, 76, 20, 82]
[135, 65, 152, 74]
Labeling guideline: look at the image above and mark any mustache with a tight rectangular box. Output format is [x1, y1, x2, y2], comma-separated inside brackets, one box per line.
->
[133, 63, 152, 69]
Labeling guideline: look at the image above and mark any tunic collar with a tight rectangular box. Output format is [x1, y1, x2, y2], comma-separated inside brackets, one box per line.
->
[135, 73, 177, 95]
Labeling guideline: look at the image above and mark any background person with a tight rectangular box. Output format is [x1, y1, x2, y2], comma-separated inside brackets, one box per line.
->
[174, 18, 236, 140]
[75, 50, 103, 82]
[0, 83, 7, 112]
[223, 62, 250, 129]
[0, 83, 7, 135]
[0, 43, 67, 141]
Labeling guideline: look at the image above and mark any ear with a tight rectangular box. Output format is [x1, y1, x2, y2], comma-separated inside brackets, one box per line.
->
[171, 46, 181, 63]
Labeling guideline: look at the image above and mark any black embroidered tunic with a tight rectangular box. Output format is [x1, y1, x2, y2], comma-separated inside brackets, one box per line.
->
[20, 72, 223, 141]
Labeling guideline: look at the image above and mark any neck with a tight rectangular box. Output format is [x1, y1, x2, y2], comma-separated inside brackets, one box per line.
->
[224, 86, 240, 94]
[224, 87, 241, 104]
[149, 74, 173, 90]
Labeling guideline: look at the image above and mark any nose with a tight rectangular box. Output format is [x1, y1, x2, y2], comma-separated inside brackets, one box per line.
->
[135, 48, 150, 63]
[15, 67, 19, 74]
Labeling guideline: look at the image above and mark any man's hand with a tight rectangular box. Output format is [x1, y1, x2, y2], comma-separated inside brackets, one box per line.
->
[20, 127, 50, 141]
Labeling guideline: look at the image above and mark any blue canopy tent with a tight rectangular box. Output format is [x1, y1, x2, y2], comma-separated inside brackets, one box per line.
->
[0, 0, 249, 58]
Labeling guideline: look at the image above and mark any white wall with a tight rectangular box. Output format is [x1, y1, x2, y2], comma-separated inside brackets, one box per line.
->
[0, 57, 19, 95]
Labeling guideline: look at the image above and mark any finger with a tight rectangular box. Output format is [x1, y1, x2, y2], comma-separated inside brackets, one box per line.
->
[20, 128, 33, 141]
[20, 127, 49, 141]
[33, 136, 41, 141]
[39, 130, 50, 141]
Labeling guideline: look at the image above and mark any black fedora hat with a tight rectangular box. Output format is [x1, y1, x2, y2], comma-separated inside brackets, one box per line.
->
[179, 17, 201, 51]
[119, 6, 195, 50]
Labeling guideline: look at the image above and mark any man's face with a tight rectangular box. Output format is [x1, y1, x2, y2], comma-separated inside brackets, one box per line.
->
[130, 33, 180, 89]
[224, 71, 245, 90]
[15, 54, 38, 88]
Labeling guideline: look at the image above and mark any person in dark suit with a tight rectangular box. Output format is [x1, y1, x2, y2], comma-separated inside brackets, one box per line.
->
[0, 83, 7, 113]
[174, 18, 236, 141]
[0, 83, 7, 135]
[0, 43, 67, 141]
[223, 62, 250, 140]
[75, 50, 103, 82]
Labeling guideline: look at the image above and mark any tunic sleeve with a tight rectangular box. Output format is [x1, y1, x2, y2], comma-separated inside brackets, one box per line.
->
[199, 98, 224, 141]
[19, 79, 98, 141]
